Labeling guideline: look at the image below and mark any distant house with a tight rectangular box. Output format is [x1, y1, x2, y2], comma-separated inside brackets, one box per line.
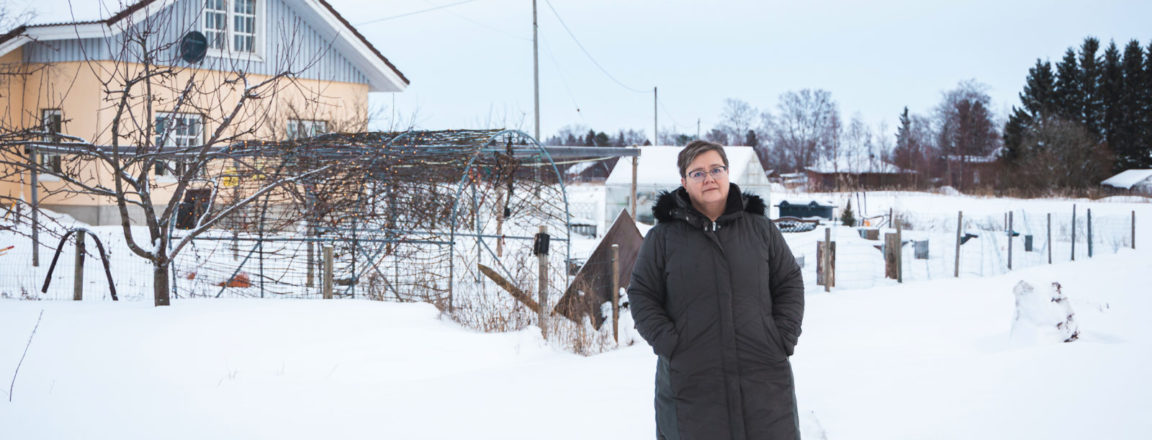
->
[605, 146, 771, 225]
[943, 147, 1003, 190]
[0, 0, 408, 224]
[803, 155, 914, 191]
[1101, 170, 1152, 196]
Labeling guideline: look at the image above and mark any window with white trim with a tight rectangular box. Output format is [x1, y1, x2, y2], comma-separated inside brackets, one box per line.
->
[155, 113, 204, 177]
[40, 109, 63, 173]
[202, 0, 261, 55]
[286, 119, 328, 140]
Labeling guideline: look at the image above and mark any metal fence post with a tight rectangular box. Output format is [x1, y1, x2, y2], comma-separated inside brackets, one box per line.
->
[1087, 208, 1093, 258]
[1007, 211, 1013, 270]
[1047, 213, 1052, 264]
[1133, 210, 1137, 250]
[30, 151, 39, 267]
[954, 211, 962, 277]
[73, 230, 85, 301]
[1071, 204, 1076, 262]
[323, 245, 334, 300]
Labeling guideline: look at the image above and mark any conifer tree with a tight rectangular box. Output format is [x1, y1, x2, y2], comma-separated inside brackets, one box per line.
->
[1117, 40, 1146, 170]
[1053, 49, 1082, 122]
[1100, 41, 1123, 160]
[1079, 37, 1103, 140]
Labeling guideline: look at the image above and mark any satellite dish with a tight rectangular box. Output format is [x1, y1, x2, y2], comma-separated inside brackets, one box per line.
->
[180, 31, 208, 64]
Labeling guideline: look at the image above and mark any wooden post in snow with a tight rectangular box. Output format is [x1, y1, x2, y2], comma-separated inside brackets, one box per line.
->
[536, 226, 550, 339]
[323, 245, 334, 300]
[954, 211, 962, 277]
[1133, 210, 1137, 250]
[611, 244, 620, 343]
[630, 154, 638, 220]
[896, 215, 903, 283]
[73, 230, 85, 301]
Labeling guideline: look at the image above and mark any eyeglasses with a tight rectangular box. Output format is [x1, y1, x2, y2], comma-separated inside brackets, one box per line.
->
[686, 166, 728, 182]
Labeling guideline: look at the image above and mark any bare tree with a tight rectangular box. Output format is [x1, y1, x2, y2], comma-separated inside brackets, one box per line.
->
[0, 4, 337, 306]
[715, 98, 758, 144]
[935, 80, 1000, 187]
[767, 89, 840, 172]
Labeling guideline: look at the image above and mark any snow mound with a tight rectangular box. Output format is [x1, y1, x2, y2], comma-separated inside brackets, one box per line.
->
[1010, 280, 1079, 345]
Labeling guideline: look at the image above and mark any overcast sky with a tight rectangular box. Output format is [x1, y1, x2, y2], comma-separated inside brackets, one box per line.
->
[330, 0, 1152, 142]
[16, 0, 1152, 142]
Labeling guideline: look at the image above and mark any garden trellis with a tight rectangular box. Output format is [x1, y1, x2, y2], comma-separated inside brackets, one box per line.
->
[172, 129, 578, 311]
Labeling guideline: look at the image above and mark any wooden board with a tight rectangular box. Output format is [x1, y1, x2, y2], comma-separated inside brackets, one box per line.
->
[554, 209, 644, 329]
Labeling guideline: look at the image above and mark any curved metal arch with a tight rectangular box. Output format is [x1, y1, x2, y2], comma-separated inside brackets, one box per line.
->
[445, 129, 572, 313]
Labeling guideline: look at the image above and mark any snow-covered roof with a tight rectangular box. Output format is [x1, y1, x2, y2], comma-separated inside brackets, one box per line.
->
[1101, 169, 1152, 189]
[945, 146, 1005, 164]
[804, 155, 909, 174]
[0, 0, 408, 92]
[604, 146, 763, 186]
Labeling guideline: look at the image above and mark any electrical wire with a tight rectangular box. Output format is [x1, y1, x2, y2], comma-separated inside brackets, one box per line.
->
[541, 0, 648, 94]
[356, 0, 483, 26]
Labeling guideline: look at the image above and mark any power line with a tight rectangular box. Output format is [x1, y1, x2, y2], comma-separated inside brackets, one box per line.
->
[356, 0, 482, 26]
[541, 0, 648, 94]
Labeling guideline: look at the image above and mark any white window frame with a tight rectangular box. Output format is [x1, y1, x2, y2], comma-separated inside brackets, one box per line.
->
[202, 0, 265, 61]
[39, 109, 63, 174]
[286, 119, 328, 140]
[155, 112, 205, 178]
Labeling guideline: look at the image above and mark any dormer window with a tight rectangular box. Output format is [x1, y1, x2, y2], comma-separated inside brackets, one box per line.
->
[203, 0, 262, 56]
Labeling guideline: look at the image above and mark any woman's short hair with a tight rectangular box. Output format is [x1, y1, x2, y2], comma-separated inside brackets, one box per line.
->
[677, 140, 729, 178]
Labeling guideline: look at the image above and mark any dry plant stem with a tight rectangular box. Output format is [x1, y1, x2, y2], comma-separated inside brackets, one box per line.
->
[8, 309, 44, 402]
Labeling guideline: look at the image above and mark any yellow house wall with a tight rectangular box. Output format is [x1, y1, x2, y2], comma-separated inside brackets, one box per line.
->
[1, 57, 370, 224]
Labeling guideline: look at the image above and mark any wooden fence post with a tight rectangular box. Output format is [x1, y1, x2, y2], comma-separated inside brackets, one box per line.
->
[1007, 211, 1013, 270]
[611, 244, 620, 343]
[896, 215, 903, 283]
[954, 211, 962, 277]
[536, 226, 550, 339]
[73, 230, 85, 301]
[1133, 210, 1137, 250]
[322, 245, 333, 299]
[822, 228, 832, 292]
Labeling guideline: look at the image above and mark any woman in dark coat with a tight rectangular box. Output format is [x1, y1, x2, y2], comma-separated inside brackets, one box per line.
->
[628, 140, 805, 440]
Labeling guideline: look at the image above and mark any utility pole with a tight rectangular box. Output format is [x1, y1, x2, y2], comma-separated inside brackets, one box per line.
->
[532, 0, 541, 141]
[653, 87, 658, 145]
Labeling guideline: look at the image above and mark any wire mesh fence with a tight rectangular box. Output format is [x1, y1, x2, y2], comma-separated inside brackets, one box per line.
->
[790, 206, 1138, 292]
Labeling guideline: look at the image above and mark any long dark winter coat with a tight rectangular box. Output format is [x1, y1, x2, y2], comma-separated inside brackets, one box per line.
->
[628, 183, 805, 440]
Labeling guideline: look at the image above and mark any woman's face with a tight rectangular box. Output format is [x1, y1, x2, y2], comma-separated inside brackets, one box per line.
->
[681, 150, 729, 208]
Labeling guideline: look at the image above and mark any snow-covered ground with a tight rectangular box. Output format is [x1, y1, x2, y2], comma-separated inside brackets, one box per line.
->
[2, 190, 1151, 438]
[1, 244, 1150, 438]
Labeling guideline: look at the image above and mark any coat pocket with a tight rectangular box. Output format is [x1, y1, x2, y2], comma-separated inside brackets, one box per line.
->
[761, 314, 789, 359]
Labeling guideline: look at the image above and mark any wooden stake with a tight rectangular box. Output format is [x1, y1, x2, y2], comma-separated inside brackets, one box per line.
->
[537, 226, 550, 339]
[823, 228, 831, 292]
[73, 230, 85, 301]
[323, 245, 333, 300]
[611, 244, 620, 343]
[896, 216, 902, 283]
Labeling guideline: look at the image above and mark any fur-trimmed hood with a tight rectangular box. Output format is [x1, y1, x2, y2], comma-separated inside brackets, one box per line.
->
[652, 183, 766, 227]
